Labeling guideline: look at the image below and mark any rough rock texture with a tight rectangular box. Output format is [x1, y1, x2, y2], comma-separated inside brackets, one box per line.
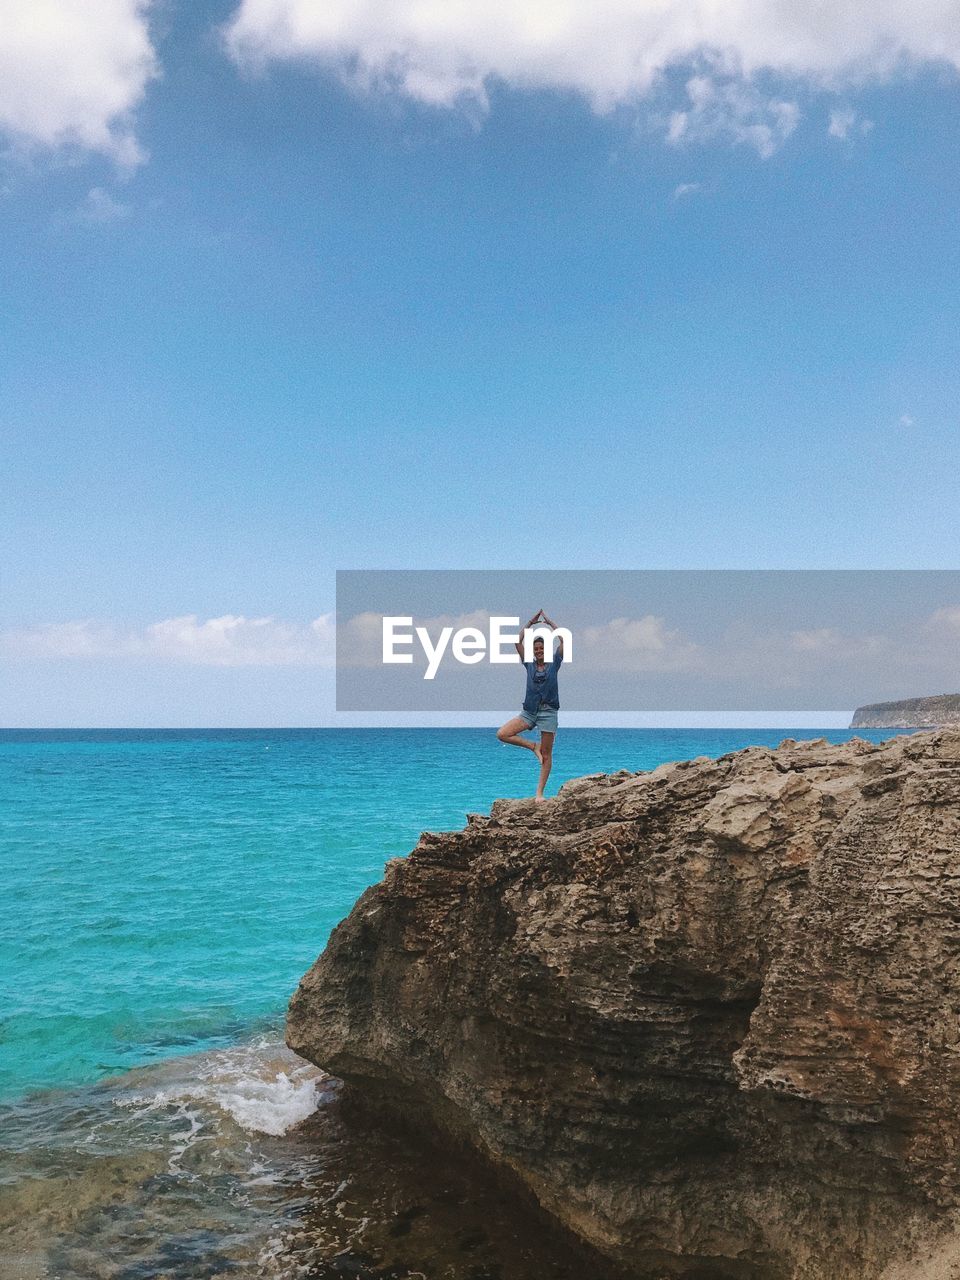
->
[851, 695, 960, 729]
[288, 732, 960, 1279]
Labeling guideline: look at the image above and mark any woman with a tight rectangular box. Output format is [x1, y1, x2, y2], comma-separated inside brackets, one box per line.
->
[496, 609, 563, 801]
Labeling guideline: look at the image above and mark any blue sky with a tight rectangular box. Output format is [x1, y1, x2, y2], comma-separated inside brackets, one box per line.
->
[2, 1, 959, 724]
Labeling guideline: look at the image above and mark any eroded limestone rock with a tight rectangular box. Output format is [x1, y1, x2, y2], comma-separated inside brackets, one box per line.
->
[288, 731, 960, 1279]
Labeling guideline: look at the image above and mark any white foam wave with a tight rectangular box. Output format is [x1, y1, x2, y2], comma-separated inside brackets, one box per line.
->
[116, 1036, 326, 1137]
[204, 1063, 321, 1136]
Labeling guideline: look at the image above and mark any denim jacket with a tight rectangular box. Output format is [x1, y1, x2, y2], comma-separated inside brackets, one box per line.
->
[522, 650, 562, 714]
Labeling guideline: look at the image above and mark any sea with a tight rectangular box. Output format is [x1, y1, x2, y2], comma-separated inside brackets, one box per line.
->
[0, 727, 901, 1279]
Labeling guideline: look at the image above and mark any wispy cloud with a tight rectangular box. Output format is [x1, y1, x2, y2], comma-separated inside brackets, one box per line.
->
[828, 107, 855, 138]
[827, 107, 874, 140]
[666, 75, 799, 158]
[927, 606, 960, 633]
[0, 0, 157, 165]
[673, 181, 702, 199]
[787, 627, 888, 658]
[0, 614, 337, 667]
[581, 615, 701, 672]
[58, 186, 133, 226]
[6, 605, 960, 701]
[789, 627, 845, 653]
[224, 0, 956, 155]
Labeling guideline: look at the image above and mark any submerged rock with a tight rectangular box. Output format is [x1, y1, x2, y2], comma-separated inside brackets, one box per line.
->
[288, 731, 960, 1279]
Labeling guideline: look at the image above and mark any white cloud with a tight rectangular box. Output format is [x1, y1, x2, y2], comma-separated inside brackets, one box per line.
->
[787, 627, 887, 657]
[666, 74, 799, 156]
[827, 105, 874, 138]
[0, 0, 157, 164]
[927, 606, 960, 633]
[225, 0, 960, 153]
[0, 614, 337, 666]
[828, 106, 855, 137]
[81, 186, 132, 221]
[673, 181, 701, 199]
[59, 186, 133, 225]
[2, 619, 121, 659]
[789, 626, 844, 652]
[581, 615, 701, 672]
[899, 413, 916, 427]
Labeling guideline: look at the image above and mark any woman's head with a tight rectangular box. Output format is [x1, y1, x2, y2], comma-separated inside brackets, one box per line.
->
[533, 636, 545, 662]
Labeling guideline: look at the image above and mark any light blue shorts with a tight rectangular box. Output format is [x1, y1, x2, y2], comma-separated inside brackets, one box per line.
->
[519, 705, 558, 735]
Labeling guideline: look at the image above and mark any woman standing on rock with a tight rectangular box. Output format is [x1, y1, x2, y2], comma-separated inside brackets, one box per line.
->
[496, 609, 563, 801]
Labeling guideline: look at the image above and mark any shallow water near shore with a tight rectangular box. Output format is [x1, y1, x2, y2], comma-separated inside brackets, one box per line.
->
[0, 1033, 610, 1279]
[1, 727, 903, 1276]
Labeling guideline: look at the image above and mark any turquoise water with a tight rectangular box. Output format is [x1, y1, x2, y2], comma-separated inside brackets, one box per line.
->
[1, 727, 897, 1104]
[1, 726, 908, 1278]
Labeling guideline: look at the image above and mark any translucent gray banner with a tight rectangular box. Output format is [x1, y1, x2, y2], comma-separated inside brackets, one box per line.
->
[335, 570, 960, 712]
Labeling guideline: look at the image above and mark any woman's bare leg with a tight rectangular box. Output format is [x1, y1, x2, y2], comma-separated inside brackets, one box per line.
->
[535, 731, 554, 800]
[497, 716, 540, 756]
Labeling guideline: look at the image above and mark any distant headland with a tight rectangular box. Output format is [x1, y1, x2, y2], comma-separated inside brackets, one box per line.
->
[851, 692, 960, 728]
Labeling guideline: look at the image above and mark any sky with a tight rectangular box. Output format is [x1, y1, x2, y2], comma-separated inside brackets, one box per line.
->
[1, 0, 959, 726]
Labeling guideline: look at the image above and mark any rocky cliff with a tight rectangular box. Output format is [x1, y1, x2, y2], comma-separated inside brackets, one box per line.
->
[851, 694, 960, 729]
[288, 732, 960, 1279]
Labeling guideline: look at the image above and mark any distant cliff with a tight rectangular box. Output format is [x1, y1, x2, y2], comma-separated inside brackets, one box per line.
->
[289, 732, 960, 1279]
[851, 693, 960, 728]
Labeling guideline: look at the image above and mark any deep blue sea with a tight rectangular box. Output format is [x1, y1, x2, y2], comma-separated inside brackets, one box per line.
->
[0, 727, 902, 1278]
